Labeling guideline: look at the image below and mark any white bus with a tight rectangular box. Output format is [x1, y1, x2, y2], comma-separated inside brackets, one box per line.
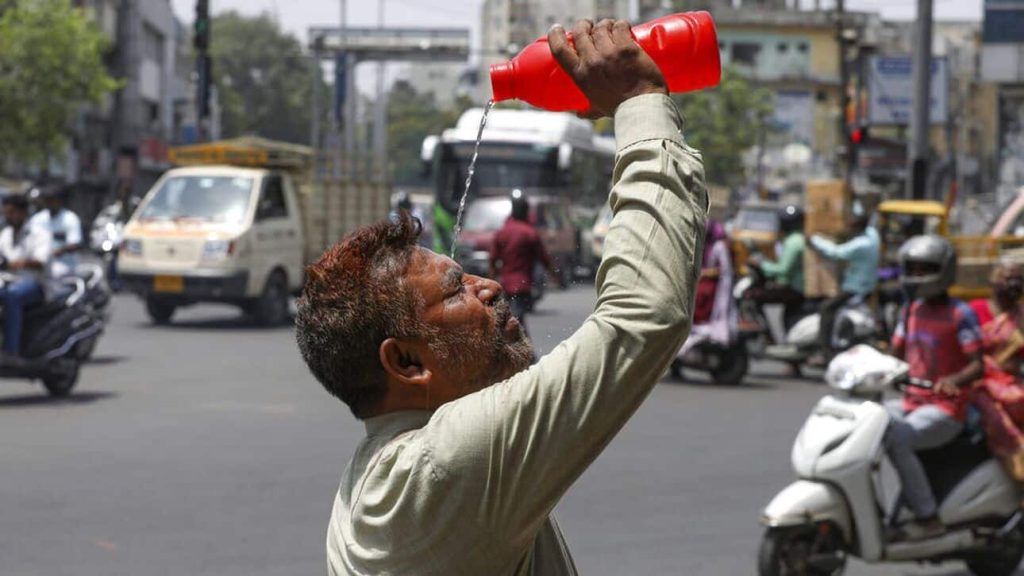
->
[422, 107, 615, 218]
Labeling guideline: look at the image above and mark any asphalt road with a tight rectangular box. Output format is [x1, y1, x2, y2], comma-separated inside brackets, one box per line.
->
[0, 285, 1017, 576]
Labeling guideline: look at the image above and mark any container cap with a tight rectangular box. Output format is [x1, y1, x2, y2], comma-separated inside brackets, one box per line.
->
[490, 61, 515, 102]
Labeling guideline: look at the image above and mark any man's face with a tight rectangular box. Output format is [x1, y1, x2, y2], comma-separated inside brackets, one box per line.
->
[404, 247, 532, 402]
[44, 197, 61, 212]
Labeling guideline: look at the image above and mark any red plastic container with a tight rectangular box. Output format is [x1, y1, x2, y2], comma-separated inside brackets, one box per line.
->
[490, 11, 721, 112]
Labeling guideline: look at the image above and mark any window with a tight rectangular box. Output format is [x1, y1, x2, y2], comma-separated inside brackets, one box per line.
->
[257, 175, 288, 220]
[777, 42, 789, 53]
[731, 42, 761, 67]
[797, 42, 809, 54]
[143, 24, 164, 63]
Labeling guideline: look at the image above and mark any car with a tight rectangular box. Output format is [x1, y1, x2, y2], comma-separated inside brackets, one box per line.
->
[455, 194, 577, 300]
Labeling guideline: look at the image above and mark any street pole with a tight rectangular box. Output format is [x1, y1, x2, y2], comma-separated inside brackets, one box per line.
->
[374, 0, 388, 184]
[836, 0, 850, 182]
[311, 54, 321, 152]
[907, 0, 933, 199]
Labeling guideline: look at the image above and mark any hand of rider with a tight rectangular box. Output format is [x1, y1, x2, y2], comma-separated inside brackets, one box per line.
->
[548, 19, 668, 119]
[934, 377, 960, 396]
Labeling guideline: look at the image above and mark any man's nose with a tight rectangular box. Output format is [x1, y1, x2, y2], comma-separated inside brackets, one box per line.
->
[468, 274, 502, 303]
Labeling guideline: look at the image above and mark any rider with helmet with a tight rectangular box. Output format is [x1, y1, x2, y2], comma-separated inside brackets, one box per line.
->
[808, 207, 880, 358]
[885, 235, 984, 541]
[749, 204, 806, 330]
[389, 191, 431, 248]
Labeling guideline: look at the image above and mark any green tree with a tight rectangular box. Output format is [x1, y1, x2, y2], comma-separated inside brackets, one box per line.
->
[672, 66, 774, 187]
[386, 80, 472, 185]
[210, 11, 325, 144]
[0, 0, 118, 164]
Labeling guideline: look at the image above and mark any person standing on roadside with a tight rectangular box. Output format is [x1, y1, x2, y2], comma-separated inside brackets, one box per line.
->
[489, 189, 561, 336]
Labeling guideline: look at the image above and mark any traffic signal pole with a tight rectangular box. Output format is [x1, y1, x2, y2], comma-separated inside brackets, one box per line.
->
[907, 0, 933, 199]
[194, 0, 211, 142]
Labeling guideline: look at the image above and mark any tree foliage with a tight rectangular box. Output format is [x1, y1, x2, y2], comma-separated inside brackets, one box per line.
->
[672, 66, 774, 186]
[0, 0, 118, 163]
[210, 11, 325, 144]
[386, 80, 473, 185]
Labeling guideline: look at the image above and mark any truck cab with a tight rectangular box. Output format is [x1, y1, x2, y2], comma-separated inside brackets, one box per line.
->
[120, 162, 305, 326]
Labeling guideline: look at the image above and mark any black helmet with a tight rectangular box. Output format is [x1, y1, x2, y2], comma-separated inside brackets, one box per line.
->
[899, 234, 956, 300]
[394, 191, 412, 211]
[778, 205, 804, 235]
[510, 189, 528, 221]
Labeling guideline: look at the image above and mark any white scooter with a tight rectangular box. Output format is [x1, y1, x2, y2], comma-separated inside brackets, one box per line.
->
[734, 268, 877, 370]
[759, 345, 1024, 576]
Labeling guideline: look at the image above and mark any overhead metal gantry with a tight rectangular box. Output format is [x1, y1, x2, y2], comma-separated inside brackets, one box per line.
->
[308, 26, 471, 178]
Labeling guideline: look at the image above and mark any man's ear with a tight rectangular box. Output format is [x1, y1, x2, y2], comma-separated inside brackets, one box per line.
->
[379, 337, 432, 386]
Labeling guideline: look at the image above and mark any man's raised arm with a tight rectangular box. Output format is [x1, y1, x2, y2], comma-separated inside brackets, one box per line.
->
[425, 18, 708, 545]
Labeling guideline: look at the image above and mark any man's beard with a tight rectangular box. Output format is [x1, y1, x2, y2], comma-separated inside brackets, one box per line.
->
[428, 298, 533, 392]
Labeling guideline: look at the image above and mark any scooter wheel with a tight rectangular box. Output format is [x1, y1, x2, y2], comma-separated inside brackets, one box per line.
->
[965, 523, 1024, 576]
[758, 526, 846, 576]
[42, 358, 80, 397]
[710, 344, 748, 386]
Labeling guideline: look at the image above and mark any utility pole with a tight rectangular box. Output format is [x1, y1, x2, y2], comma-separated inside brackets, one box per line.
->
[194, 0, 212, 142]
[835, 0, 851, 181]
[373, 0, 388, 184]
[907, 0, 933, 199]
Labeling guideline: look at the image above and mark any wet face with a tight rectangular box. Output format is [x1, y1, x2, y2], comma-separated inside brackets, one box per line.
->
[405, 248, 533, 402]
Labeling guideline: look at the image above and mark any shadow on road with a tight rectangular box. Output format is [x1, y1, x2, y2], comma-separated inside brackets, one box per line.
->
[0, 390, 118, 409]
[137, 317, 294, 331]
[86, 355, 129, 366]
[661, 374, 778, 391]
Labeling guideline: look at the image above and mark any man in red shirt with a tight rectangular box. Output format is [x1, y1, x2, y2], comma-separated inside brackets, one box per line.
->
[887, 235, 983, 541]
[489, 190, 561, 338]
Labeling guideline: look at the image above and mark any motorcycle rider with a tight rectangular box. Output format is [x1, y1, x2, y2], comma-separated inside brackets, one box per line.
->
[748, 205, 805, 330]
[30, 183, 82, 279]
[886, 235, 984, 540]
[808, 208, 880, 359]
[0, 194, 52, 363]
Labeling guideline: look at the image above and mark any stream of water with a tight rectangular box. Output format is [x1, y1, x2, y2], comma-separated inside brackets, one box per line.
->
[450, 99, 495, 259]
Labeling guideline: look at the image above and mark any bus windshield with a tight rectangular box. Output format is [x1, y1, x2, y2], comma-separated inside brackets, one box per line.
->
[139, 175, 254, 224]
[436, 142, 558, 209]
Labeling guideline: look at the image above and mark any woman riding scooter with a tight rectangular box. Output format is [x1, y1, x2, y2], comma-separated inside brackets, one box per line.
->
[673, 219, 746, 385]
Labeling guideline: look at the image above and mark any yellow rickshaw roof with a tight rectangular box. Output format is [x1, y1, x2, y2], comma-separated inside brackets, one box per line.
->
[877, 200, 948, 217]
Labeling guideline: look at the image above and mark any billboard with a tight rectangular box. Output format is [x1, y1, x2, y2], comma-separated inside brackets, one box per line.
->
[868, 55, 949, 126]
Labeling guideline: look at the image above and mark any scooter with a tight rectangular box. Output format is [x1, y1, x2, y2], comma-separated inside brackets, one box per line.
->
[72, 262, 111, 360]
[735, 264, 877, 371]
[671, 335, 749, 386]
[758, 345, 1024, 576]
[0, 272, 103, 397]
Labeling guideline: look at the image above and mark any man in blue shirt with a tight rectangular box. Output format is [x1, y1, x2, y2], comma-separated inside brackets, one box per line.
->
[809, 212, 880, 356]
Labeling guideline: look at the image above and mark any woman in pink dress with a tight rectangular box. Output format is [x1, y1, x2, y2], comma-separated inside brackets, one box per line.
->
[970, 261, 1024, 479]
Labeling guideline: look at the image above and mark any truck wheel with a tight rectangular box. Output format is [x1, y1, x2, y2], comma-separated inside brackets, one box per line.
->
[252, 271, 288, 327]
[146, 297, 176, 325]
[42, 358, 79, 397]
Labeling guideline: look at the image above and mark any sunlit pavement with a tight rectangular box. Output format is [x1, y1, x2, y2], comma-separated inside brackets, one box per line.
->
[0, 286, 1013, 575]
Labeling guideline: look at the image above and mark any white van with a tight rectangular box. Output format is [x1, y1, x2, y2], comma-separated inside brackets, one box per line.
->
[119, 165, 305, 325]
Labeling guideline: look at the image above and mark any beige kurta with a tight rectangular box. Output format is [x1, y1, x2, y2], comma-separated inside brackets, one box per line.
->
[327, 93, 708, 576]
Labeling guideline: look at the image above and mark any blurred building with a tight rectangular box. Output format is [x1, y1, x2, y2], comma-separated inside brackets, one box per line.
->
[981, 0, 1024, 205]
[400, 63, 476, 109]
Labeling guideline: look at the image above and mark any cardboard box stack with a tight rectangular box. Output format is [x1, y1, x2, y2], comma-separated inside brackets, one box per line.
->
[803, 180, 851, 298]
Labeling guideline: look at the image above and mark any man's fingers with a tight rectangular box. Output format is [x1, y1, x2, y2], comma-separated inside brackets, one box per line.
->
[547, 24, 579, 73]
[610, 19, 634, 47]
[592, 19, 616, 53]
[572, 19, 597, 63]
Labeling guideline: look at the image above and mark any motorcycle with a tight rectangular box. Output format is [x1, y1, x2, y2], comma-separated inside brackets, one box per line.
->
[670, 335, 748, 386]
[735, 263, 877, 372]
[72, 262, 111, 360]
[758, 345, 1024, 576]
[89, 202, 124, 290]
[0, 272, 103, 396]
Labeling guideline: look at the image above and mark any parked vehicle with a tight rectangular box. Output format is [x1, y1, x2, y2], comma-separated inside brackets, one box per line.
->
[454, 194, 578, 292]
[0, 272, 102, 397]
[759, 345, 1024, 576]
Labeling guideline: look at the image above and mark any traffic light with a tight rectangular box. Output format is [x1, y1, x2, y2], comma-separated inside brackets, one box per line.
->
[194, 0, 210, 52]
[850, 126, 868, 146]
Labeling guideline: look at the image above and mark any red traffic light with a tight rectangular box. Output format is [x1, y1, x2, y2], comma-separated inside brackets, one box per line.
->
[850, 127, 866, 145]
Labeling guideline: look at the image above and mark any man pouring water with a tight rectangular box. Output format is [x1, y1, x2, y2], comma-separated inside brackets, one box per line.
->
[296, 18, 708, 575]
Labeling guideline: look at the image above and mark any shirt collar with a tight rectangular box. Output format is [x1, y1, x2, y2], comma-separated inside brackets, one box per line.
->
[363, 410, 433, 438]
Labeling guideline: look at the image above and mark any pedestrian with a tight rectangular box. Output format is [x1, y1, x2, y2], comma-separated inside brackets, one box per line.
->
[30, 183, 82, 279]
[808, 209, 880, 359]
[886, 235, 983, 541]
[489, 189, 561, 338]
[0, 194, 51, 364]
[294, 18, 707, 575]
[969, 261, 1024, 480]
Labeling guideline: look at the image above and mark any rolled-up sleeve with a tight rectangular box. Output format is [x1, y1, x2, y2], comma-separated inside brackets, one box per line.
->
[418, 94, 708, 555]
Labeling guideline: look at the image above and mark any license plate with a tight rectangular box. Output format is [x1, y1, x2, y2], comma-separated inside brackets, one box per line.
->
[153, 275, 184, 293]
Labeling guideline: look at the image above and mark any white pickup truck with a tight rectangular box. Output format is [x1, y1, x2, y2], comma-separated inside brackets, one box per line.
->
[119, 139, 311, 326]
